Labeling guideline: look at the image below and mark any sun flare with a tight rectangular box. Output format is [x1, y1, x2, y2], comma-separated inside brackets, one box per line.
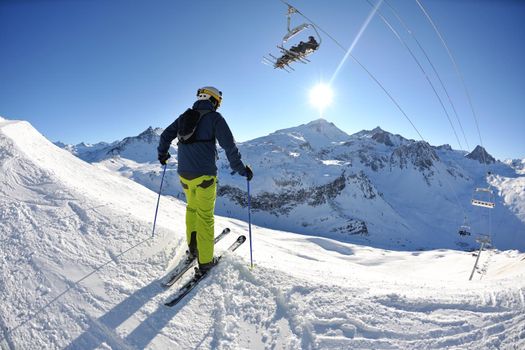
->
[309, 83, 333, 112]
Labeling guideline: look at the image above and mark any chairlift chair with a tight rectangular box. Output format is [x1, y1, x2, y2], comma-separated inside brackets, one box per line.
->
[458, 216, 471, 236]
[458, 225, 471, 236]
[263, 3, 321, 71]
[282, 23, 310, 43]
[471, 187, 495, 209]
[475, 234, 492, 246]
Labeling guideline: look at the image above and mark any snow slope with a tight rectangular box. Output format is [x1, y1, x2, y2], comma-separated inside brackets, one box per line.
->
[491, 175, 525, 223]
[504, 159, 525, 174]
[2, 117, 525, 349]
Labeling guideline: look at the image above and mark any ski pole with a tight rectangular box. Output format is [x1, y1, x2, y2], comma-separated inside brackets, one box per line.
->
[247, 178, 254, 269]
[152, 164, 167, 238]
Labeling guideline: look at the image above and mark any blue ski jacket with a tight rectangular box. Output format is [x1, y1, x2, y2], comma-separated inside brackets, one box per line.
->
[157, 100, 246, 177]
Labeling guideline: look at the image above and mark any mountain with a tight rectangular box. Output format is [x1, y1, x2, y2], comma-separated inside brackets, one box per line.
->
[466, 145, 496, 164]
[505, 158, 525, 175]
[61, 118, 525, 252]
[268, 118, 351, 148]
[2, 116, 525, 349]
[59, 126, 163, 163]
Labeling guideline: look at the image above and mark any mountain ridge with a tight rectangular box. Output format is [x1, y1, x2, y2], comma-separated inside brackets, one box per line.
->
[57, 118, 524, 251]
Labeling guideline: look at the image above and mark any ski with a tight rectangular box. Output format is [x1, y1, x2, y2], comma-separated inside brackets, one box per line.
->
[164, 235, 246, 307]
[161, 228, 231, 288]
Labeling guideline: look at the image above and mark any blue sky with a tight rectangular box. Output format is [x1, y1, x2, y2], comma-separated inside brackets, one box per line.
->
[1, 0, 524, 159]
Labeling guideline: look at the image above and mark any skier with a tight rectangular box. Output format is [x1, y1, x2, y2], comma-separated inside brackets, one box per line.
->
[157, 86, 253, 275]
[304, 36, 319, 52]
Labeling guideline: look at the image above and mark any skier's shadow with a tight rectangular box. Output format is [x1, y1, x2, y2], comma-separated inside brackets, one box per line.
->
[65, 277, 185, 350]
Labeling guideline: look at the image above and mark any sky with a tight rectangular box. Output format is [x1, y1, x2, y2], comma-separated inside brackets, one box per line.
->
[0, 0, 524, 160]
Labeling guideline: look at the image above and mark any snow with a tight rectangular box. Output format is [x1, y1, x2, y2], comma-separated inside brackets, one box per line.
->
[62, 119, 525, 253]
[268, 119, 349, 149]
[1, 117, 525, 349]
[320, 160, 345, 166]
[505, 158, 525, 175]
[491, 175, 525, 222]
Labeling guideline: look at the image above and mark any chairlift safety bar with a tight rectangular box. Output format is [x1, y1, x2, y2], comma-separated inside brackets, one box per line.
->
[475, 187, 493, 193]
[471, 199, 495, 208]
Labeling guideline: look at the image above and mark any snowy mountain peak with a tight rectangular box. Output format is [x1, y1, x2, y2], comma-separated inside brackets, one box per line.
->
[269, 118, 350, 149]
[101, 127, 162, 162]
[370, 126, 385, 133]
[437, 144, 453, 151]
[306, 118, 338, 128]
[352, 126, 406, 148]
[304, 118, 348, 136]
[390, 140, 438, 174]
[60, 127, 163, 163]
[137, 126, 163, 141]
[370, 128, 395, 147]
[466, 145, 496, 164]
[353, 126, 387, 137]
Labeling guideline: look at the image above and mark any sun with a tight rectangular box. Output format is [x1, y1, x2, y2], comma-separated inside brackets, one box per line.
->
[309, 83, 333, 114]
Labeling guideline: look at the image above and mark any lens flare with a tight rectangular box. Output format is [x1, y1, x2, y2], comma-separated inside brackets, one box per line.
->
[309, 83, 333, 113]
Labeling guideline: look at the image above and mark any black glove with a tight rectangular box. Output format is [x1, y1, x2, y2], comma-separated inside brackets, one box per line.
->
[158, 152, 171, 165]
[241, 165, 253, 181]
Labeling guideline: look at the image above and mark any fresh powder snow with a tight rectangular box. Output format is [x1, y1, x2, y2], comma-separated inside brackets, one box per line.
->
[1, 117, 525, 349]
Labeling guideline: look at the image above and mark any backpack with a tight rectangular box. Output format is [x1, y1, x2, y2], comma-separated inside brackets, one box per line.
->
[176, 108, 213, 144]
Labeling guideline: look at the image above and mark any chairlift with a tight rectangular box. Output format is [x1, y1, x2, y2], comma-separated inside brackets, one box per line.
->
[262, 3, 321, 71]
[283, 6, 308, 43]
[282, 23, 310, 43]
[475, 234, 492, 247]
[471, 187, 495, 209]
[458, 224, 471, 236]
[457, 215, 471, 236]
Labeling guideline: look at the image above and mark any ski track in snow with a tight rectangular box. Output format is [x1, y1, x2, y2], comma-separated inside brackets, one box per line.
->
[1, 118, 525, 349]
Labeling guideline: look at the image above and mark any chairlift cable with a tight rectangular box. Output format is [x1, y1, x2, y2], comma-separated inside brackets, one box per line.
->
[415, 0, 486, 164]
[280, 1, 425, 140]
[280, 1, 340, 51]
[365, 0, 465, 152]
[415, 0, 494, 244]
[363, 0, 469, 224]
[277, 1, 468, 229]
[383, 0, 470, 151]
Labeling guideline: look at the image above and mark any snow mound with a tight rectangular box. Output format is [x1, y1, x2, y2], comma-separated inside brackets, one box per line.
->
[0, 118, 186, 348]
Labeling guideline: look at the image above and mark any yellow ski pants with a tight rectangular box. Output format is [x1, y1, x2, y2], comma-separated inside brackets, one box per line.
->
[179, 175, 217, 265]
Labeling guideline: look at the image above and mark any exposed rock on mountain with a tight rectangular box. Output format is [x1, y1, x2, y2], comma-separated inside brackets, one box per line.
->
[390, 141, 437, 172]
[219, 172, 348, 216]
[371, 128, 394, 146]
[466, 145, 496, 164]
[331, 219, 368, 236]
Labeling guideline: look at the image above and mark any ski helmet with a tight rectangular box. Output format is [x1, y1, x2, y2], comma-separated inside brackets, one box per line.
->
[197, 86, 223, 109]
